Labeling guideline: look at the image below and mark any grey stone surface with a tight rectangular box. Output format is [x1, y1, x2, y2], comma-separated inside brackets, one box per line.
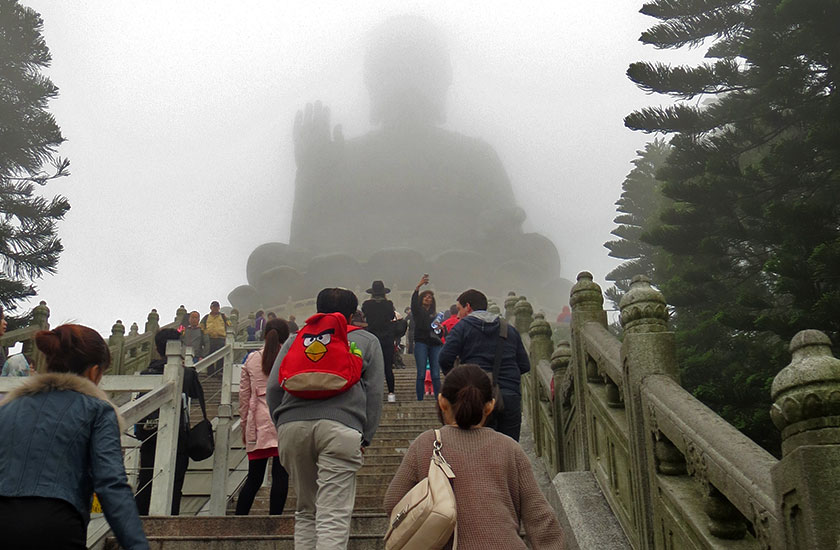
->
[550, 472, 631, 550]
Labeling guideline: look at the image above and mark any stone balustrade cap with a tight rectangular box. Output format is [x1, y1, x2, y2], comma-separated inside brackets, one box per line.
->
[770, 329, 840, 435]
[772, 330, 840, 399]
[619, 275, 668, 331]
[570, 271, 603, 309]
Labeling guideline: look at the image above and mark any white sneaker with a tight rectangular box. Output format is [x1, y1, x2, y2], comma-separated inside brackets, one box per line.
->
[387, 393, 396, 403]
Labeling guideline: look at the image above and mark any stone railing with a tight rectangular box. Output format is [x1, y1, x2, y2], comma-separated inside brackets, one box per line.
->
[520, 272, 840, 550]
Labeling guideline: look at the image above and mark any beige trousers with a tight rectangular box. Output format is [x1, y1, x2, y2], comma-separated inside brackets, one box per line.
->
[277, 419, 364, 550]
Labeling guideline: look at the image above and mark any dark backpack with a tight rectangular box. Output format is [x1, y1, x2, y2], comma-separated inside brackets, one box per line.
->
[278, 312, 363, 399]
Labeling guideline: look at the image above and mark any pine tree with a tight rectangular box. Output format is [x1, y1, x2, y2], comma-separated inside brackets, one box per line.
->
[0, 0, 70, 313]
[604, 138, 671, 308]
[625, 0, 840, 452]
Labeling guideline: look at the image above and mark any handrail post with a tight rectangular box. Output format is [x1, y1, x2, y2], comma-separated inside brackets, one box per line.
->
[771, 330, 840, 549]
[25, 301, 50, 372]
[528, 311, 552, 458]
[619, 275, 676, 550]
[209, 324, 235, 515]
[550, 341, 571, 471]
[148, 340, 184, 515]
[568, 272, 607, 470]
[109, 320, 126, 374]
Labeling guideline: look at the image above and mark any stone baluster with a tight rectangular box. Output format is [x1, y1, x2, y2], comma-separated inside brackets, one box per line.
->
[514, 297, 533, 338]
[529, 312, 554, 365]
[175, 304, 187, 325]
[771, 329, 840, 549]
[551, 341, 571, 471]
[488, 301, 501, 316]
[149, 340, 185, 515]
[569, 271, 607, 470]
[210, 318, 236, 515]
[129, 322, 139, 337]
[619, 275, 677, 550]
[504, 291, 518, 323]
[145, 308, 160, 334]
[109, 320, 126, 374]
[25, 300, 50, 372]
[528, 312, 552, 458]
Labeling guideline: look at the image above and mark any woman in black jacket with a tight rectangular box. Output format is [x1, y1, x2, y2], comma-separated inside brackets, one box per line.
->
[411, 274, 442, 400]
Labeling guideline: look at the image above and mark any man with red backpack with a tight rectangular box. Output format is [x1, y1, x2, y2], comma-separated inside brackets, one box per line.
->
[266, 288, 384, 550]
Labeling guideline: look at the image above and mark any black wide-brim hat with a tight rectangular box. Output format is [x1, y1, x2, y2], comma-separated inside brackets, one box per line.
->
[366, 280, 390, 295]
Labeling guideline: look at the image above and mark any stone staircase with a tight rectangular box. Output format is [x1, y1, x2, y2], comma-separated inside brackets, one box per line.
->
[117, 359, 439, 549]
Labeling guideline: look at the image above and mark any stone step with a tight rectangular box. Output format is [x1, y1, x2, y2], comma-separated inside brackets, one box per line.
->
[137, 514, 388, 537]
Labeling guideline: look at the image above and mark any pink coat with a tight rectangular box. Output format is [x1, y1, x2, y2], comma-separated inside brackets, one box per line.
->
[238, 350, 278, 453]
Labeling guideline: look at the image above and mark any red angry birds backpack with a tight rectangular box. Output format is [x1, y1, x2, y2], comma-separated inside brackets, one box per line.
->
[278, 312, 363, 399]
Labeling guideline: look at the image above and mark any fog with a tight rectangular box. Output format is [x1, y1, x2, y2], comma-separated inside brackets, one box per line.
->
[21, 1, 702, 334]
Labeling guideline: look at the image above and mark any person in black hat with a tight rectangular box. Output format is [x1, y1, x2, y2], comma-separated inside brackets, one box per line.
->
[362, 280, 397, 402]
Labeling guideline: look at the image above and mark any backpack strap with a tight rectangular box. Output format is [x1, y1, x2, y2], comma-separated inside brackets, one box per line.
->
[491, 318, 508, 388]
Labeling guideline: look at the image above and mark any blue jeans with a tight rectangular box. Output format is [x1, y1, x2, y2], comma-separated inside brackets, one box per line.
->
[414, 342, 441, 400]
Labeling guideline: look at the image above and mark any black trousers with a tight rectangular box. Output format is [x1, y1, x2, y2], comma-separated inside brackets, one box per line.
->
[485, 390, 523, 441]
[0, 496, 86, 550]
[208, 337, 226, 375]
[135, 430, 190, 515]
[376, 333, 396, 393]
[235, 456, 289, 515]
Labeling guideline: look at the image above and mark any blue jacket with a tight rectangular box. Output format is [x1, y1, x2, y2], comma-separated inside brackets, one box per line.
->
[439, 311, 531, 395]
[0, 373, 148, 550]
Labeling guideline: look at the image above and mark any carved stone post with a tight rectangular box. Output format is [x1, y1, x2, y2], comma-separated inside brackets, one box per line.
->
[771, 329, 840, 549]
[514, 296, 533, 338]
[569, 271, 607, 470]
[175, 305, 187, 325]
[619, 275, 677, 550]
[551, 341, 571, 471]
[210, 322, 235, 515]
[529, 312, 552, 458]
[149, 340, 184, 515]
[146, 309, 161, 361]
[504, 291, 518, 323]
[129, 322, 140, 338]
[145, 308, 160, 334]
[109, 320, 126, 375]
[26, 301, 50, 372]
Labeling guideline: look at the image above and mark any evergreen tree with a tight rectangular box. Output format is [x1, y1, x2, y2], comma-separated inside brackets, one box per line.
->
[625, 0, 840, 452]
[0, 0, 70, 313]
[604, 138, 671, 308]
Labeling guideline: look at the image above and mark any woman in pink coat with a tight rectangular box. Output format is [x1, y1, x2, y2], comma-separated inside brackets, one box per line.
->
[236, 318, 290, 515]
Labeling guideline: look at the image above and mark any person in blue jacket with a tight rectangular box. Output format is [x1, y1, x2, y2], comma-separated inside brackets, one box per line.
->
[439, 289, 530, 441]
[0, 324, 148, 550]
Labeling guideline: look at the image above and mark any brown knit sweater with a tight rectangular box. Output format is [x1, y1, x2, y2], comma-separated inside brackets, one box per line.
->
[384, 426, 564, 550]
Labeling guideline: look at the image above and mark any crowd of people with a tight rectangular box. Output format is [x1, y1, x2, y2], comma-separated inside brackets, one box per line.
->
[0, 277, 564, 550]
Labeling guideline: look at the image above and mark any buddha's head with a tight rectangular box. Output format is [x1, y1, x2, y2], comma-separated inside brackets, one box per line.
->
[364, 16, 452, 128]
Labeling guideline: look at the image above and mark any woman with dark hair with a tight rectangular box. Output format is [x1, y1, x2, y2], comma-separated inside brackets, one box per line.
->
[0, 324, 148, 550]
[384, 364, 564, 550]
[411, 273, 442, 400]
[236, 318, 291, 515]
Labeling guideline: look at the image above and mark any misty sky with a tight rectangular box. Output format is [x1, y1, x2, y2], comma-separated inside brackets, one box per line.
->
[21, 1, 701, 334]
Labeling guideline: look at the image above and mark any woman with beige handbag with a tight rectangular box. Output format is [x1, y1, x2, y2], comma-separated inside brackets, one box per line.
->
[384, 364, 564, 550]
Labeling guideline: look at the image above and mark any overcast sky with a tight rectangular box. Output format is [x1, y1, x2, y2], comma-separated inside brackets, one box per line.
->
[21, 1, 700, 334]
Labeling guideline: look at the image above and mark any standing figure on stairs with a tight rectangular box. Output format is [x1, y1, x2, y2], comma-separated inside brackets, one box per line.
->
[267, 288, 384, 550]
[362, 280, 397, 402]
[439, 289, 530, 441]
[412, 274, 442, 401]
[384, 365, 564, 550]
[237, 318, 291, 515]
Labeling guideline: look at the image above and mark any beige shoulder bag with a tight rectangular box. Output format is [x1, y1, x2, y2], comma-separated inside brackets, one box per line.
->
[384, 429, 457, 550]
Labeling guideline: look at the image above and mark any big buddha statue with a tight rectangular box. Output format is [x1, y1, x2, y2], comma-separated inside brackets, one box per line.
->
[230, 16, 571, 313]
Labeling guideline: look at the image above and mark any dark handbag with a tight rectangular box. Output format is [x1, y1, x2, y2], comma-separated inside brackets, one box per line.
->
[490, 318, 508, 415]
[429, 331, 444, 346]
[187, 388, 215, 461]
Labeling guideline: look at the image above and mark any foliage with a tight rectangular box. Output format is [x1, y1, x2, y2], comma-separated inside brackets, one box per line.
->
[604, 138, 672, 308]
[0, 0, 70, 313]
[626, 0, 840, 453]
